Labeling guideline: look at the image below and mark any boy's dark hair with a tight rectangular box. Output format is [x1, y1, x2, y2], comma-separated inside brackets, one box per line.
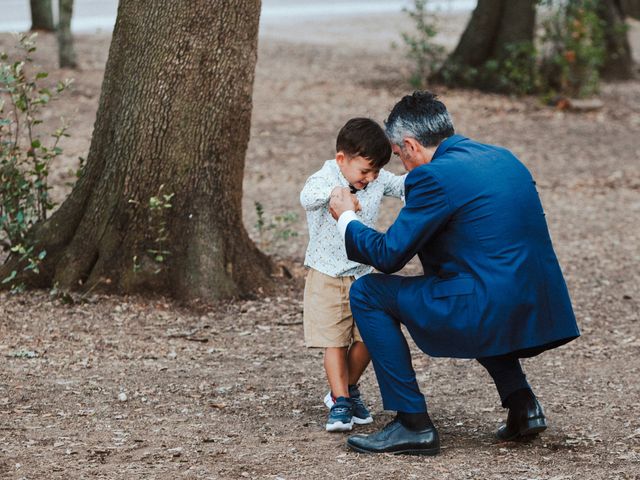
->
[385, 91, 454, 147]
[336, 117, 392, 169]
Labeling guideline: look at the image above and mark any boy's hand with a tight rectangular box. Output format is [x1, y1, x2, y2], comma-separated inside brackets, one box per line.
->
[329, 187, 359, 220]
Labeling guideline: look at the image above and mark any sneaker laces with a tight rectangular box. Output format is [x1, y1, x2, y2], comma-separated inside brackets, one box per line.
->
[331, 404, 351, 415]
[379, 418, 402, 433]
[330, 398, 352, 416]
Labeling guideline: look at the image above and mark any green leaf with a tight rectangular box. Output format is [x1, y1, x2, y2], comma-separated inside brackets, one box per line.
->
[35, 72, 48, 79]
[2, 270, 17, 284]
[31, 139, 41, 149]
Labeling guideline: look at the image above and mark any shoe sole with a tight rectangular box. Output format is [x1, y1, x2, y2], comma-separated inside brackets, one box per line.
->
[498, 418, 547, 441]
[353, 416, 373, 425]
[347, 442, 440, 456]
[326, 421, 354, 432]
[520, 419, 547, 437]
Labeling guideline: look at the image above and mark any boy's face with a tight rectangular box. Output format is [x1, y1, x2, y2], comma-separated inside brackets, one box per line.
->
[336, 152, 380, 190]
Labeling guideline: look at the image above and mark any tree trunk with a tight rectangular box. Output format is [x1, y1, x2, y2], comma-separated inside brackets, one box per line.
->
[621, 0, 640, 19]
[599, 0, 635, 79]
[58, 0, 77, 68]
[30, 0, 55, 32]
[492, 0, 536, 54]
[444, 0, 504, 68]
[2, 0, 274, 301]
[436, 0, 537, 91]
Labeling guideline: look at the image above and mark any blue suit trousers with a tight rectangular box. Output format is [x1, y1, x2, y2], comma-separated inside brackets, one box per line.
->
[351, 274, 531, 413]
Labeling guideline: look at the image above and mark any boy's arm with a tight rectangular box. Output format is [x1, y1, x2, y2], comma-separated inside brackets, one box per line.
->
[381, 169, 407, 199]
[300, 174, 335, 211]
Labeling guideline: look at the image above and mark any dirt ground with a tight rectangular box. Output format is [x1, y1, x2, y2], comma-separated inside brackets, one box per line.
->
[1, 11, 640, 480]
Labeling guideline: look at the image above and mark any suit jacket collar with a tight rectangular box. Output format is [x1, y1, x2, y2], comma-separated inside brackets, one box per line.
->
[433, 134, 467, 161]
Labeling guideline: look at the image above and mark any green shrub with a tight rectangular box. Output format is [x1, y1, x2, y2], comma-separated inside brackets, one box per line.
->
[481, 41, 540, 95]
[397, 0, 446, 88]
[254, 201, 299, 254]
[540, 0, 606, 98]
[130, 185, 175, 275]
[0, 33, 72, 290]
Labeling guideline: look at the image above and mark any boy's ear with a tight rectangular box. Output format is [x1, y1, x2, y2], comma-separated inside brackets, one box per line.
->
[336, 151, 346, 165]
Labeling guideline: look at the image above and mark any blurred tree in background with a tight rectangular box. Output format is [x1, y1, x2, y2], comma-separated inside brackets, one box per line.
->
[598, 0, 636, 79]
[58, 0, 77, 68]
[403, 0, 637, 96]
[29, 0, 55, 32]
[437, 0, 538, 94]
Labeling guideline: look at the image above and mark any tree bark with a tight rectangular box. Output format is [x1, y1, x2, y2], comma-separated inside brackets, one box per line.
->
[492, 0, 536, 54]
[436, 0, 537, 90]
[2, 0, 274, 301]
[58, 0, 77, 68]
[599, 0, 635, 79]
[445, 0, 504, 68]
[30, 0, 55, 32]
[621, 0, 640, 19]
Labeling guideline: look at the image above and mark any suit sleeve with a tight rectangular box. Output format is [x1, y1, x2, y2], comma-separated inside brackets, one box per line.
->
[345, 168, 451, 274]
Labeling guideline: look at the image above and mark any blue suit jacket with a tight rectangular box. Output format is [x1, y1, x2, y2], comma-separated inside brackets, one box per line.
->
[345, 135, 580, 358]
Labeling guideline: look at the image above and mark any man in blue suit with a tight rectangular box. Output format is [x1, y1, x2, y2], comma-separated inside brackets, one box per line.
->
[329, 91, 580, 455]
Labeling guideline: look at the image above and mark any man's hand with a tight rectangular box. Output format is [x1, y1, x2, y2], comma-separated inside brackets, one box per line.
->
[329, 186, 360, 220]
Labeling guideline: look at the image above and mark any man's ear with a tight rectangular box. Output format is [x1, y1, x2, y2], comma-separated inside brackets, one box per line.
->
[403, 137, 420, 153]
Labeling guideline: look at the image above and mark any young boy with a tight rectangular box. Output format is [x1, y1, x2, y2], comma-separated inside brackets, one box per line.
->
[300, 118, 405, 432]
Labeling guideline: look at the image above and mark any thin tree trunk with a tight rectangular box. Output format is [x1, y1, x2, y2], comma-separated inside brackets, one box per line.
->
[30, 0, 55, 32]
[58, 0, 77, 68]
[2, 0, 274, 300]
[599, 0, 634, 79]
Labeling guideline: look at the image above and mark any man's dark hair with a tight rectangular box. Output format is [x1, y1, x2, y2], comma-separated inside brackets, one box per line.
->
[336, 117, 391, 169]
[385, 91, 454, 147]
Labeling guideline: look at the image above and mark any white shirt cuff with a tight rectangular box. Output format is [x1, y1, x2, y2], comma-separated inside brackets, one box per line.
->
[337, 210, 360, 238]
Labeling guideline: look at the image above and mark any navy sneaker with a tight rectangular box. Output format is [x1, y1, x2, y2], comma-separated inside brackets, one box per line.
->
[349, 384, 373, 425]
[326, 396, 354, 432]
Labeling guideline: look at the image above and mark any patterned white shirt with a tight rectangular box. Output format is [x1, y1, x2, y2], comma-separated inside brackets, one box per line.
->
[300, 159, 406, 278]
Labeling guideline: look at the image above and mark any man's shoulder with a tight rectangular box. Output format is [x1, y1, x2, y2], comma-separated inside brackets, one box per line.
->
[452, 137, 516, 159]
[406, 163, 440, 183]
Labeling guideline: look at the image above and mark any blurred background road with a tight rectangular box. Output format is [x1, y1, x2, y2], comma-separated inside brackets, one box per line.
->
[0, 0, 475, 34]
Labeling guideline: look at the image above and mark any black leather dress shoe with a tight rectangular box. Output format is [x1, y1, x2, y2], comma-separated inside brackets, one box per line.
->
[346, 419, 440, 455]
[497, 396, 547, 440]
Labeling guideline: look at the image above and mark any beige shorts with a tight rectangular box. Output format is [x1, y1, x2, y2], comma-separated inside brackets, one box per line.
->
[303, 268, 362, 348]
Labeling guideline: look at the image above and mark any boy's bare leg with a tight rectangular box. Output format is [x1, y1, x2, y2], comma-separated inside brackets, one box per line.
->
[324, 347, 349, 398]
[347, 340, 371, 386]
